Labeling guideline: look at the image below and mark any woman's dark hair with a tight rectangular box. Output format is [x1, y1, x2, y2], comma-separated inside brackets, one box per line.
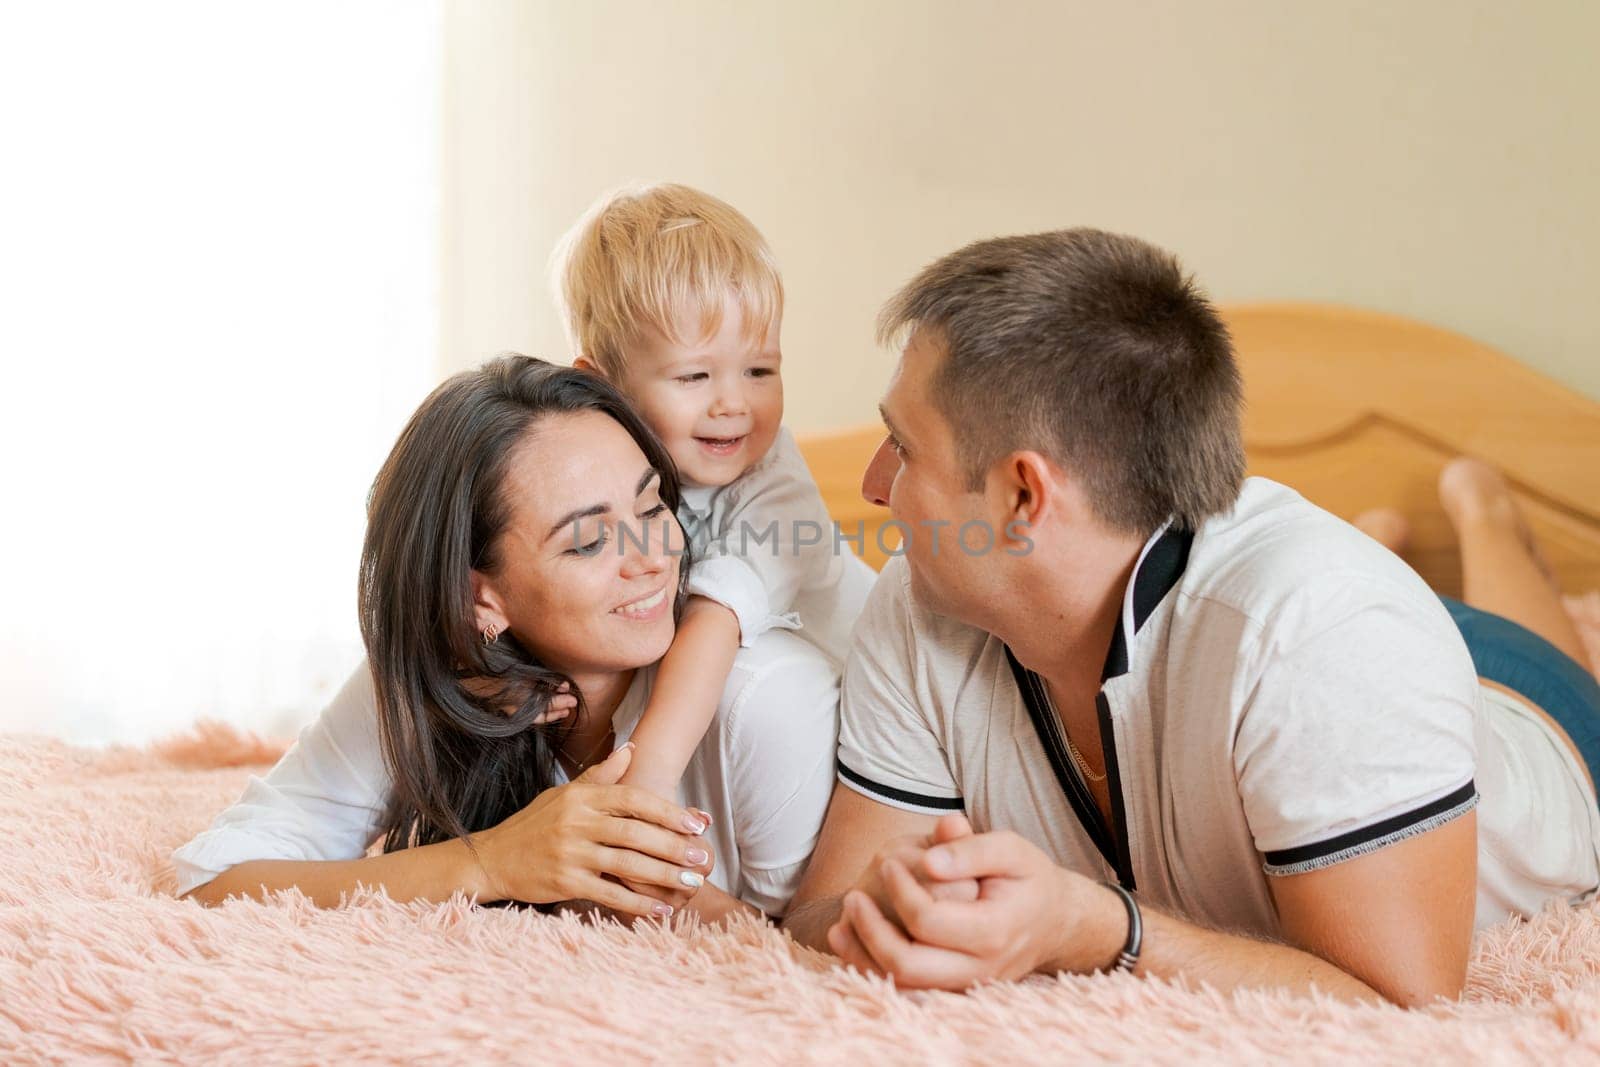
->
[359, 354, 686, 853]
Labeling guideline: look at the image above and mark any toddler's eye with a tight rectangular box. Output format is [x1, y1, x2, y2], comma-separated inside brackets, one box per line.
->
[675, 372, 709, 384]
[747, 367, 776, 378]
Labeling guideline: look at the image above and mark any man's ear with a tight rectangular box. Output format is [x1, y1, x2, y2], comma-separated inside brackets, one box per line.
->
[985, 454, 1062, 556]
[469, 569, 510, 639]
[997, 451, 1056, 531]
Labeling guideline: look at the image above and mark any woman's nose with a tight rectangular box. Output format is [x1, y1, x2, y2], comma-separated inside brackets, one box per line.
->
[619, 512, 676, 576]
[861, 436, 897, 508]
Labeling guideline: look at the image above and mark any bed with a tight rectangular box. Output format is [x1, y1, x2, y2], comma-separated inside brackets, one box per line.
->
[798, 301, 1600, 598]
[5, 304, 1599, 1063]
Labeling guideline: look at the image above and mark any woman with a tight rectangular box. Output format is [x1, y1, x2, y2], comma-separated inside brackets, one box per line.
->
[174, 356, 840, 921]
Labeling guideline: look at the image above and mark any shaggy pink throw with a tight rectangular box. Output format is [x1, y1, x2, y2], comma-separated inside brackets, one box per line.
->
[4, 726, 1600, 1064]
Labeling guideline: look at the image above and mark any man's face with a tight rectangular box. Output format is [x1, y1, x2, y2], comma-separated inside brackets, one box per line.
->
[862, 330, 994, 620]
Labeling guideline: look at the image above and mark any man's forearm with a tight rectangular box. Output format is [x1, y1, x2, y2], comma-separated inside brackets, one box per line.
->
[686, 882, 760, 925]
[781, 895, 843, 951]
[1055, 883, 1383, 1004]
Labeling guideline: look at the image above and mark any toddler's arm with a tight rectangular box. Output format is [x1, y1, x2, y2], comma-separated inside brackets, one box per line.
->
[620, 595, 742, 799]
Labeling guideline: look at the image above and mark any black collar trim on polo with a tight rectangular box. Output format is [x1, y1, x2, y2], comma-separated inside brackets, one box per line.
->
[1008, 523, 1195, 891]
[1101, 524, 1194, 682]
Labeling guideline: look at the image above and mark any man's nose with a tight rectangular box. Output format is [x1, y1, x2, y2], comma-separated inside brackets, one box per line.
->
[861, 436, 897, 507]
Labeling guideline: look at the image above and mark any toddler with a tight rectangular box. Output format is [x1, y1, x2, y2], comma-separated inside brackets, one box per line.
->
[551, 182, 877, 800]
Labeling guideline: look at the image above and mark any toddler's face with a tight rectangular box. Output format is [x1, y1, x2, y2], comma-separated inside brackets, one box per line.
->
[615, 297, 783, 489]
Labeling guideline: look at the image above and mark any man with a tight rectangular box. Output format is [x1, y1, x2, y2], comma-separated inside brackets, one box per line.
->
[782, 229, 1600, 1006]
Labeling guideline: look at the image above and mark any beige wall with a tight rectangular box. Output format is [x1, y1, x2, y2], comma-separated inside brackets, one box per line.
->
[441, 0, 1600, 432]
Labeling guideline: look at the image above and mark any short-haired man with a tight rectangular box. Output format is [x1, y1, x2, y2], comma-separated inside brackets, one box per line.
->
[783, 230, 1600, 1006]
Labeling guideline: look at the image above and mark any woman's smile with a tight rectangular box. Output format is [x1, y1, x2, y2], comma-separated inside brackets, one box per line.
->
[612, 584, 671, 620]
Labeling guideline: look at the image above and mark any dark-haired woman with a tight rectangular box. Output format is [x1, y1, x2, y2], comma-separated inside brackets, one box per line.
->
[174, 357, 840, 921]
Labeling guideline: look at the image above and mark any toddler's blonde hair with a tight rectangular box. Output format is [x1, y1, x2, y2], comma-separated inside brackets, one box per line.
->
[550, 182, 784, 377]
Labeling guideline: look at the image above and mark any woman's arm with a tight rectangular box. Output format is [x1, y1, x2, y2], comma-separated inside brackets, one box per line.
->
[178, 663, 716, 917]
[172, 664, 390, 898]
[189, 744, 715, 916]
[183, 838, 487, 908]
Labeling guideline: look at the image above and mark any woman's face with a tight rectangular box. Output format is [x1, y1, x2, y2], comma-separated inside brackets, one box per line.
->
[474, 409, 684, 678]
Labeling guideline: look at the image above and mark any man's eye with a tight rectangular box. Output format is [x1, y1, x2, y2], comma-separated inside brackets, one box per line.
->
[675, 372, 709, 384]
[888, 436, 907, 458]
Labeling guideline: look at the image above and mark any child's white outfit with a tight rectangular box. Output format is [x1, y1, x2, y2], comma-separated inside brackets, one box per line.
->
[677, 427, 877, 666]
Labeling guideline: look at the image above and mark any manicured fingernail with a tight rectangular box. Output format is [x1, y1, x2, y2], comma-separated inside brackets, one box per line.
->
[685, 846, 709, 866]
[621, 741, 636, 751]
[683, 814, 707, 834]
[694, 808, 715, 826]
[678, 870, 704, 888]
[652, 902, 673, 918]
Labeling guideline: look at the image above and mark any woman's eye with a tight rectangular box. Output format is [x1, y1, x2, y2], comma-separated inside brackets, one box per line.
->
[888, 436, 907, 459]
[642, 503, 668, 518]
[568, 529, 609, 557]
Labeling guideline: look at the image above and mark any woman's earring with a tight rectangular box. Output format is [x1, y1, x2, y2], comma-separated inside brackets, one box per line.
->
[482, 624, 499, 646]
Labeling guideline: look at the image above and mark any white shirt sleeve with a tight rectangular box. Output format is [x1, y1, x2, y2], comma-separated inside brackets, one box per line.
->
[684, 429, 840, 648]
[1233, 574, 1480, 876]
[834, 558, 964, 815]
[714, 634, 841, 916]
[171, 662, 391, 895]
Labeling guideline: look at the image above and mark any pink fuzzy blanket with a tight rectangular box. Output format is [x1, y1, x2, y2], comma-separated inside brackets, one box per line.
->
[4, 725, 1600, 1064]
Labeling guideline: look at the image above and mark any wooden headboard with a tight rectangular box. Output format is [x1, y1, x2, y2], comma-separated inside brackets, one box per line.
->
[797, 303, 1600, 595]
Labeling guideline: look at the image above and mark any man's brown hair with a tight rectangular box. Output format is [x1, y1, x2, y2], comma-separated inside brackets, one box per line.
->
[877, 228, 1245, 533]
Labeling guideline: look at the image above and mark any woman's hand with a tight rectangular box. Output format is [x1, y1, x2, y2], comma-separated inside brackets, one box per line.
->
[471, 742, 715, 918]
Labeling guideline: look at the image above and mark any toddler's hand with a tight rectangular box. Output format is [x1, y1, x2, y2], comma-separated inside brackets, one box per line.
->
[533, 682, 579, 725]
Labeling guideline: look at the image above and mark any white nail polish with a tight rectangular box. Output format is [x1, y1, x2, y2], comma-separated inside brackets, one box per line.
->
[678, 870, 704, 889]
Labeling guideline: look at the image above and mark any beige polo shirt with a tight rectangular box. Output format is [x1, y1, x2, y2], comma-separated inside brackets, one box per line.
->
[836, 478, 1600, 934]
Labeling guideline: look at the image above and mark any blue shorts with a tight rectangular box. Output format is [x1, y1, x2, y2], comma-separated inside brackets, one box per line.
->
[1441, 596, 1600, 789]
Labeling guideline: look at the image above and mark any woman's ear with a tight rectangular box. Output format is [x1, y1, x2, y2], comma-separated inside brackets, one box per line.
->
[573, 356, 602, 377]
[469, 569, 510, 640]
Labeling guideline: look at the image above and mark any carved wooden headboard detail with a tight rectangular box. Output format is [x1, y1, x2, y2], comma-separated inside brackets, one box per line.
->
[797, 303, 1600, 595]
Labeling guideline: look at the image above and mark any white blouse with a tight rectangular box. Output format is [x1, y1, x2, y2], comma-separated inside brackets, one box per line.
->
[173, 628, 841, 916]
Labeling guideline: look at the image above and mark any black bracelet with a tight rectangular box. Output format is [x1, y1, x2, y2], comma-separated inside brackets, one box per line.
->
[1102, 881, 1142, 973]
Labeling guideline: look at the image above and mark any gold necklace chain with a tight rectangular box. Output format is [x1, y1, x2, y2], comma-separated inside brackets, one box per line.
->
[1040, 684, 1107, 784]
[1063, 729, 1107, 784]
[562, 728, 616, 775]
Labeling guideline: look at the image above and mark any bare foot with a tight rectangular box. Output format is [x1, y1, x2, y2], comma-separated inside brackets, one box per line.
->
[1438, 458, 1556, 587]
[1353, 508, 1411, 555]
[1564, 592, 1600, 676]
